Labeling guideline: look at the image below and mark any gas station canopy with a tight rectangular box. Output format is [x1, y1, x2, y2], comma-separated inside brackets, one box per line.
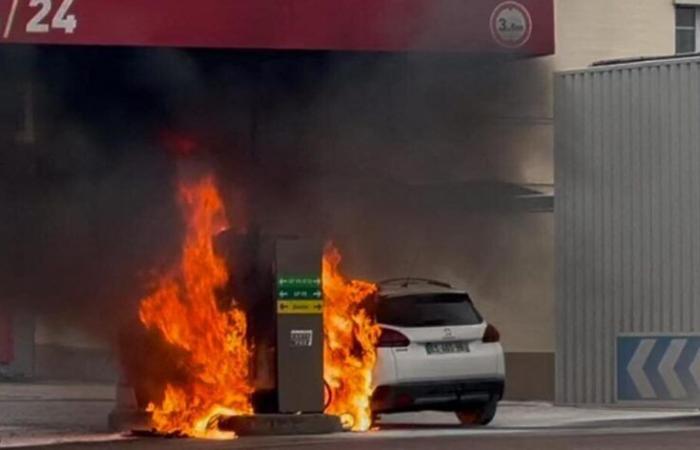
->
[0, 0, 554, 54]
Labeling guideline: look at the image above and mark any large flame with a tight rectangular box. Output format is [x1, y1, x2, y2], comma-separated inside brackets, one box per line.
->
[136, 176, 379, 436]
[138, 175, 252, 439]
[322, 244, 381, 432]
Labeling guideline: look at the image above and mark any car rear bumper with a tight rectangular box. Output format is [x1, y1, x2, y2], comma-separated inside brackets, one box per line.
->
[371, 378, 505, 414]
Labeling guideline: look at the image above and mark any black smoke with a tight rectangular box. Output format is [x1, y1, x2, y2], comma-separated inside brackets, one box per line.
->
[0, 44, 552, 352]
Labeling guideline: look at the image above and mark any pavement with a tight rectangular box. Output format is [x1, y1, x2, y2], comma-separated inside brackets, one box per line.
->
[2, 382, 700, 449]
[0, 382, 119, 448]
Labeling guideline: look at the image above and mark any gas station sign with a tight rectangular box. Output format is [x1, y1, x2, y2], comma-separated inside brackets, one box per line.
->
[0, 0, 554, 54]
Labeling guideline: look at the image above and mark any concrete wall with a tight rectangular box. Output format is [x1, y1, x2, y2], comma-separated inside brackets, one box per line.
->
[34, 345, 117, 382]
[505, 352, 555, 401]
[32, 318, 117, 382]
[0, 312, 35, 379]
[555, 0, 675, 71]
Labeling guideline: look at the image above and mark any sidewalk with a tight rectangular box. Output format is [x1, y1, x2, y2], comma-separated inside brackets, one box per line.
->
[0, 382, 119, 448]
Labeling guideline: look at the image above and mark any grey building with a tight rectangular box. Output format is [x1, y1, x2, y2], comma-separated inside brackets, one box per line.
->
[556, 55, 700, 405]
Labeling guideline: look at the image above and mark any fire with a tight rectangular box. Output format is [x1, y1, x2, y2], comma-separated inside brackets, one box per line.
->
[135, 175, 378, 436]
[322, 244, 381, 432]
[138, 175, 253, 439]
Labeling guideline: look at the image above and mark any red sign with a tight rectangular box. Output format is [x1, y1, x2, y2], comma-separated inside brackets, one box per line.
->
[0, 0, 554, 54]
[490, 1, 533, 49]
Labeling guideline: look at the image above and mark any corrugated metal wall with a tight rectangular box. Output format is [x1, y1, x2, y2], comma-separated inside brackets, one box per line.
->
[555, 57, 700, 405]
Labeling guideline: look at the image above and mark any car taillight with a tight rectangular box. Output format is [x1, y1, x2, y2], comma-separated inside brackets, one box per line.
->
[377, 328, 410, 348]
[483, 323, 500, 343]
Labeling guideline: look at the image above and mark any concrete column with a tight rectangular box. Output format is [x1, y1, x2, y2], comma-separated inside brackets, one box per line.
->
[0, 311, 35, 379]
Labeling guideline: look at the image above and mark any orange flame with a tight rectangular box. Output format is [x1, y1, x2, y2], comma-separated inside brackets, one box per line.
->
[322, 244, 381, 431]
[138, 175, 252, 439]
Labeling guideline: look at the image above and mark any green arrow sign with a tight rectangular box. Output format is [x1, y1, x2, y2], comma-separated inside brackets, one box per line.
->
[278, 288, 323, 300]
[277, 276, 323, 301]
[278, 276, 321, 289]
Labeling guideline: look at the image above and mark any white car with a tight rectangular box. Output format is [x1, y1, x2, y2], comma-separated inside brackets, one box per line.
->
[371, 278, 505, 425]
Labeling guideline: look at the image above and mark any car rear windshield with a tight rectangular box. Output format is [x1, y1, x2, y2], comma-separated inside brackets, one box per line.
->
[376, 293, 483, 327]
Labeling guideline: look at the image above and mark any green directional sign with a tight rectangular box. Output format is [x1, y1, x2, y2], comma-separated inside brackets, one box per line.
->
[277, 276, 323, 300]
[278, 277, 321, 288]
[278, 288, 323, 300]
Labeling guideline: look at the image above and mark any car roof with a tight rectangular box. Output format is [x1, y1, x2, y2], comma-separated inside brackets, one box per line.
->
[377, 278, 468, 299]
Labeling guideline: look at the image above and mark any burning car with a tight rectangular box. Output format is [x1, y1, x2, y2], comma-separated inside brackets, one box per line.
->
[371, 278, 505, 425]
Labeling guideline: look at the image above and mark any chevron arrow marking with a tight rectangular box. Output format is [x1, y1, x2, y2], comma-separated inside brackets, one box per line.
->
[627, 339, 656, 399]
[659, 339, 688, 399]
[689, 349, 700, 391]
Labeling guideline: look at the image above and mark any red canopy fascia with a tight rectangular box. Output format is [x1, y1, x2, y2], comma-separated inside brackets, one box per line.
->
[0, 0, 554, 54]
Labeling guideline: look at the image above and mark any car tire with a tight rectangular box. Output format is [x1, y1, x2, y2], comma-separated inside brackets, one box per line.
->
[456, 399, 498, 426]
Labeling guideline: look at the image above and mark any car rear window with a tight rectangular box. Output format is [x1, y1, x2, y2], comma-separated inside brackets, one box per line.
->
[376, 293, 483, 327]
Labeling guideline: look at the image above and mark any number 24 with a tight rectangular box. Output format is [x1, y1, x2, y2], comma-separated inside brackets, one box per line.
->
[26, 0, 77, 34]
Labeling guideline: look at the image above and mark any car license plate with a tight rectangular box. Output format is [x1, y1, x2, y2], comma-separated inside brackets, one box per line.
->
[426, 341, 470, 354]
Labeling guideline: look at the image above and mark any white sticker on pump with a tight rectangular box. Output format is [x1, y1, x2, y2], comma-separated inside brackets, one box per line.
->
[290, 330, 313, 347]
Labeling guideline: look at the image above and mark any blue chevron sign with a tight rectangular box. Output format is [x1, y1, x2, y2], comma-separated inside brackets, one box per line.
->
[617, 335, 700, 403]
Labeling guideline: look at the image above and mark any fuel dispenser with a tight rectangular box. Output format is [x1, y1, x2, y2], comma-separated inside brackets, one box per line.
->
[216, 233, 340, 434]
[217, 232, 333, 421]
[274, 239, 325, 413]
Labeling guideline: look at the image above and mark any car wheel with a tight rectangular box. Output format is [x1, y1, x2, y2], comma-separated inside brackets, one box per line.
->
[456, 399, 498, 426]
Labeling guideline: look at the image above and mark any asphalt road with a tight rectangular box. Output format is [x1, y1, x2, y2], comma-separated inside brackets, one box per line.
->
[11, 426, 700, 450]
[3, 383, 700, 449]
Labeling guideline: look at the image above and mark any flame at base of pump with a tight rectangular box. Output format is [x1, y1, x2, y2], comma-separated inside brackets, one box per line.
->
[323, 244, 381, 432]
[138, 176, 253, 439]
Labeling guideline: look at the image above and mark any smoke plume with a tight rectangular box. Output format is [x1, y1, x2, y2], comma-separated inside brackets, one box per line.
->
[0, 42, 553, 354]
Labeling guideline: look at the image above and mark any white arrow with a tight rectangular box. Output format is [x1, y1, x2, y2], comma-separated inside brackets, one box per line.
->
[659, 339, 687, 399]
[628, 339, 656, 399]
[689, 349, 700, 392]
